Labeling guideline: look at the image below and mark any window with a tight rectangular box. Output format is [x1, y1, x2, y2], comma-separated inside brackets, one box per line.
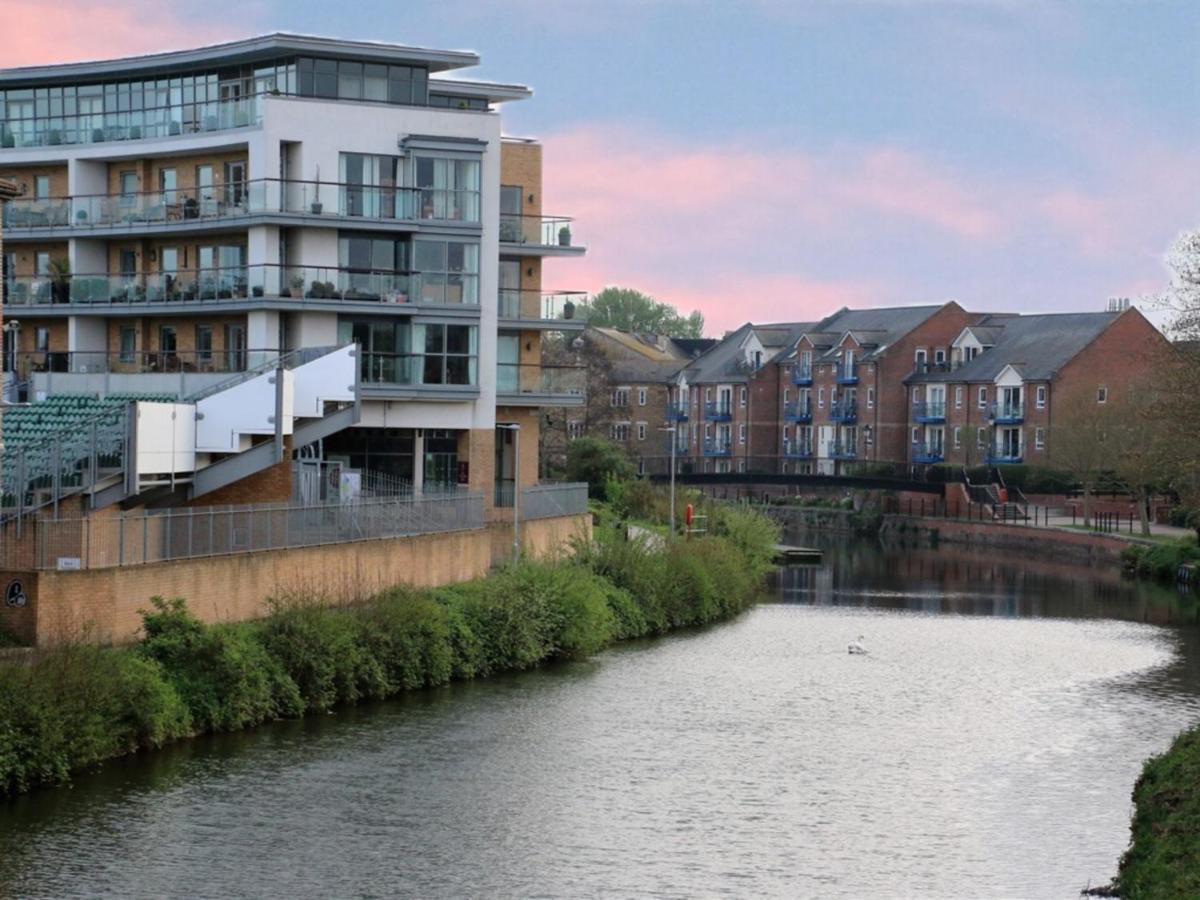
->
[1035, 427, 1045, 450]
[818, 387, 825, 408]
[915, 348, 927, 366]
[196, 325, 213, 365]
[638, 458, 646, 476]
[610, 423, 630, 442]
[740, 387, 747, 408]
[338, 61, 363, 100]
[978, 386, 987, 409]
[977, 427, 987, 450]
[705, 387, 711, 403]
[1036, 385, 1046, 409]
[159, 325, 177, 359]
[638, 387, 647, 406]
[955, 386, 963, 409]
[224, 161, 247, 206]
[414, 156, 481, 222]
[739, 423, 746, 444]
[567, 420, 583, 441]
[119, 171, 138, 206]
[737, 459, 746, 473]
[911, 426, 920, 443]
[35, 327, 49, 352]
[935, 348, 946, 365]
[954, 426, 962, 449]
[119, 326, 136, 364]
[413, 239, 480, 305]
[158, 167, 177, 203]
[34, 251, 50, 277]
[783, 388, 790, 405]
[420, 323, 476, 385]
[864, 426, 873, 446]
[611, 387, 629, 407]
[637, 422, 647, 441]
[34, 175, 50, 199]
[1097, 386, 1108, 404]
[867, 387, 875, 409]
[364, 64, 388, 102]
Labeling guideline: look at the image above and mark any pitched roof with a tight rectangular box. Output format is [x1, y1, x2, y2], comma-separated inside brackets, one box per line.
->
[681, 321, 815, 384]
[910, 311, 1120, 383]
[777, 304, 946, 363]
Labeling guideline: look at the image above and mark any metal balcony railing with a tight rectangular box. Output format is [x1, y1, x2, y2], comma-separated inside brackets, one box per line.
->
[703, 438, 732, 457]
[913, 400, 946, 422]
[499, 214, 577, 248]
[829, 400, 857, 422]
[836, 362, 859, 384]
[988, 402, 1025, 423]
[665, 402, 689, 422]
[782, 440, 813, 458]
[912, 441, 945, 464]
[783, 400, 812, 422]
[829, 442, 858, 459]
[791, 363, 813, 385]
[497, 289, 587, 322]
[496, 363, 587, 398]
[704, 401, 733, 421]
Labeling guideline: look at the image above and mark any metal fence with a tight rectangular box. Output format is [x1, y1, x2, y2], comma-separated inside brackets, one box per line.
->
[521, 482, 588, 521]
[5, 491, 484, 571]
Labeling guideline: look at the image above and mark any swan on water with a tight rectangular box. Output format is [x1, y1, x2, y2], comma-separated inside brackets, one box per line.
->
[848, 635, 868, 655]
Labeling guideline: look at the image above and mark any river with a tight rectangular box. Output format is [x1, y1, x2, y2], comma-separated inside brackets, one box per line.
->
[1, 539, 1198, 898]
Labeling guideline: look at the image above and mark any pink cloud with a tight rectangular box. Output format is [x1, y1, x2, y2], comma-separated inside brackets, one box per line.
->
[0, 0, 244, 67]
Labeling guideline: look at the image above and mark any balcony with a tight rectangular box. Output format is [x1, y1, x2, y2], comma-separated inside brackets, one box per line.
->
[356, 351, 479, 400]
[829, 442, 858, 460]
[913, 400, 946, 423]
[665, 402, 689, 422]
[836, 362, 859, 384]
[703, 438, 732, 457]
[704, 400, 733, 421]
[829, 400, 857, 423]
[497, 289, 587, 329]
[986, 451, 1024, 465]
[783, 400, 812, 422]
[912, 441, 945, 464]
[17, 348, 279, 398]
[3, 264, 483, 312]
[791, 363, 813, 385]
[911, 360, 954, 376]
[1, 178, 481, 237]
[499, 214, 584, 256]
[988, 402, 1024, 424]
[496, 363, 586, 407]
[665, 435, 689, 455]
[782, 440, 813, 459]
[0, 97, 260, 150]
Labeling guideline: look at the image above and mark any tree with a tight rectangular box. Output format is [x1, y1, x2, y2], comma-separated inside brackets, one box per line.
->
[1049, 383, 1123, 527]
[538, 332, 624, 476]
[576, 287, 704, 338]
[564, 437, 635, 500]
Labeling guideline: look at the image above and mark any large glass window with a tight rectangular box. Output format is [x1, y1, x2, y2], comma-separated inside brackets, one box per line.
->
[500, 184, 523, 241]
[413, 238, 478, 305]
[420, 323, 477, 385]
[340, 153, 402, 218]
[338, 233, 409, 299]
[338, 318, 476, 386]
[414, 156, 480, 221]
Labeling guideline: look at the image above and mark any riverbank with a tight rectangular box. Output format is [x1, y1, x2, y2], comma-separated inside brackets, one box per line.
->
[1106, 724, 1200, 898]
[0, 503, 779, 798]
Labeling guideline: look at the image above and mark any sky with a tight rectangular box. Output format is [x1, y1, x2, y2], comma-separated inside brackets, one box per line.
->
[4, 0, 1198, 334]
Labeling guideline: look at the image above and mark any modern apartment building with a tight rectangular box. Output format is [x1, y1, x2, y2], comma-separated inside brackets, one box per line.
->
[903, 307, 1171, 468]
[0, 34, 585, 512]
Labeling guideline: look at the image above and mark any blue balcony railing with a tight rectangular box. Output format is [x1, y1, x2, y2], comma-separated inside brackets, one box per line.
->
[704, 401, 733, 421]
[703, 438, 732, 457]
[989, 402, 1024, 424]
[912, 441, 945, 464]
[783, 440, 813, 458]
[913, 401, 946, 423]
[829, 442, 858, 460]
[783, 400, 812, 422]
[666, 402, 689, 422]
[986, 451, 1024, 465]
[829, 400, 857, 423]
[791, 363, 813, 385]
[836, 362, 859, 384]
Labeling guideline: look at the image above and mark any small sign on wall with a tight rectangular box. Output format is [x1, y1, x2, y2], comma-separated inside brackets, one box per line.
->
[457, 461, 470, 485]
[4, 579, 27, 608]
[56, 558, 82, 571]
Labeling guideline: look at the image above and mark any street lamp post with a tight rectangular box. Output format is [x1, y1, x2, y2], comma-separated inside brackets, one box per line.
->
[497, 423, 521, 562]
[658, 424, 677, 535]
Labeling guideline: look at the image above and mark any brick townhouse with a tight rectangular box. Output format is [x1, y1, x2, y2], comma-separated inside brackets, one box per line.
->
[768, 303, 982, 472]
[903, 306, 1173, 467]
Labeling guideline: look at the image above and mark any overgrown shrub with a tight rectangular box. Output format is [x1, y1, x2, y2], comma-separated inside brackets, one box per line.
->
[1121, 539, 1200, 582]
[564, 437, 635, 500]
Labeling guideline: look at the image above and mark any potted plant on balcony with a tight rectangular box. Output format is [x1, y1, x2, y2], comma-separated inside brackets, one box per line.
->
[562, 298, 576, 320]
[310, 165, 323, 215]
[558, 225, 571, 247]
[284, 274, 305, 298]
[48, 257, 71, 304]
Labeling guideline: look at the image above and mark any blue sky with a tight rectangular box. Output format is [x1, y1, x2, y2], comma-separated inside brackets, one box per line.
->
[13, 0, 1199, 332]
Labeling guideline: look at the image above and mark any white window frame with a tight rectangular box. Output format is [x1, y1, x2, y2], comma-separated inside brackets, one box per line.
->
[955, 386, 963, 409]
[1036, 385, 1046, 409]
[864, 425, 873, 446]
[934, 348, 946, 364]
[1035, 427, 1045, 450]
[953, 426, 962, 449]
[739, 423, 746, 444]
[911, 426, 920, 443]
[737, 458, 746, 473]
[611, 387, 630, 408]
[976, 427, 987, 450]
[637, 387, 647, 407]
[739, 386, 747, 408]
[637, 422, 647, 441]
[1097, 386, 1107, 404]
[783, 388, 790, 405]
[818, 387, 825, 408]
[915, 348, 928, 366]
[978, 386, 987, 409]
[867, 387, 875, 409]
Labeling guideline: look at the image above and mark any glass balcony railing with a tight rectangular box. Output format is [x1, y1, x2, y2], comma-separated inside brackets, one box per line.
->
[836, 362, 859, 384]
[912, 441, 945, 464]
[497, 289, 587, 322]
[829, 442, 858, 460]
[829, 400, 857, 422]
[496, 363, 586, 398]
[912, 400, 946, 422]
[1, 179, 481, 231]
[499, 214, 577, 248]
[704, 401, 733, 421]
[0, 97, 260, 149]
[703, 438, 732, 457]
[12, 348, 275, 378]
[359, 352, 478, 388]
[783, 400, 812, 421]
[988, 402, 1024, 423]
[791, 363, 813, 385]
[665, 402, 689, 422]
[782, 440, 813, 458]
[3, 265, 480, 308]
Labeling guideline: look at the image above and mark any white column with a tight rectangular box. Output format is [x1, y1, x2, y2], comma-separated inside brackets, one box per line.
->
[247, 310, 281, 366]
[412, 429, 424, 494]
[67, 316, 106, 371]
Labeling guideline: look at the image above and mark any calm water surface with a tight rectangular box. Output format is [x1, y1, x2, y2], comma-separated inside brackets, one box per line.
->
[2, 540, 1199, 898]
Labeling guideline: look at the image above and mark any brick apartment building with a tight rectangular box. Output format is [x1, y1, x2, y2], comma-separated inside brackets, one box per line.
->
[903, 306, 1173, 468]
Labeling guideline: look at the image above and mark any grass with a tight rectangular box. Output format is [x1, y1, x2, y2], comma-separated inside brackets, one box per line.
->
[0, 499, 779, 799]
[1115, 725, 1200, 899]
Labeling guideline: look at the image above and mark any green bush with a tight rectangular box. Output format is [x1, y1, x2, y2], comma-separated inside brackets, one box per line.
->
[564, 437, 635, 500]
[1121, 539, 1200, 582]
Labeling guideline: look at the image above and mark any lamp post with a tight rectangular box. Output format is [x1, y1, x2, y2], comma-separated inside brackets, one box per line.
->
[657, 424, 677, 535]
[497, 423, 521, 561]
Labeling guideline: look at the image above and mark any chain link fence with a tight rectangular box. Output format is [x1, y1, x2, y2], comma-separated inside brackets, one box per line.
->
[521, 482, 588, 521]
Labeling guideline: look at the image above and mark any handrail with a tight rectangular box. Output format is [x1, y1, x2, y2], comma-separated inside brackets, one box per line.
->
[184, 344, 342, 403]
